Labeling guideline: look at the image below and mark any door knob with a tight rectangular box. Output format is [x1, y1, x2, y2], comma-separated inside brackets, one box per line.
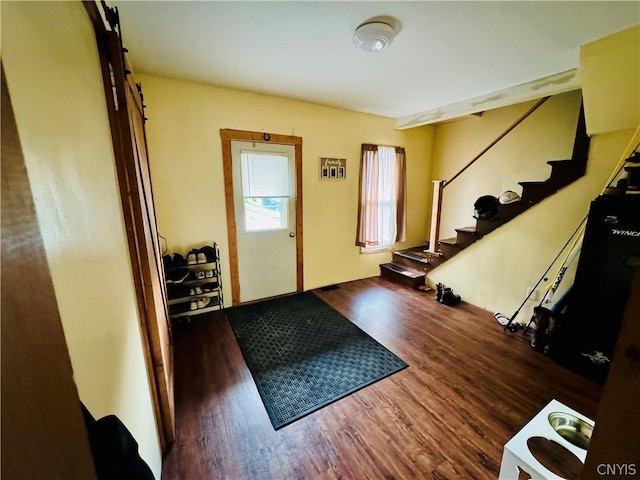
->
[289, 232, 295, 237]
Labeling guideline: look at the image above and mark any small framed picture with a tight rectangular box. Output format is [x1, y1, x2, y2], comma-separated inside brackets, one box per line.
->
[319, 157, 346, 180]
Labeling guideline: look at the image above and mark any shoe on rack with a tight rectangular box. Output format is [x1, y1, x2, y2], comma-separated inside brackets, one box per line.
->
[167, 284, 189, 299]
[205, 270, 214, 278]
[196, 252, 207, 264]
[197, 297, 211, 309]
[173, 253, 185, 266]
[188, 288, 195, 296]
[194, 286, 203, 295]
[202, 281, 218, 293]
[195, 270, 206, 280]
[199, 246, 217, 262]
[189, 300, 197, 311]
[187, 251, 197, 265]
[163, 255, 173, 269]
[175, 269, 190, 284]
[167, 268, 189, 284]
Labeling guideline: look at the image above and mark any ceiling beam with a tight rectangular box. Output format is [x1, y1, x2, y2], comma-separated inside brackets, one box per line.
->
[395, 68, 581, 129]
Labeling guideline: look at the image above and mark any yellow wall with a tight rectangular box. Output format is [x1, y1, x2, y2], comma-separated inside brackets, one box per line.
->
[581, 25, 640, 135]
[427, 26, 640, 323]
[430, 128, 633, 319]
[2, 3, 633, 476]
[432, 90, 583, 240]
[2, 2, 162, 476]
[137, 74, 434, 298]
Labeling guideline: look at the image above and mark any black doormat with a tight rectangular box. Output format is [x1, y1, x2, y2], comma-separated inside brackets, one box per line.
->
[226, 292, 408, 429]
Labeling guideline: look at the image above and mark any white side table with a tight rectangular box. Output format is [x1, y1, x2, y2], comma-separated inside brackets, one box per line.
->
[498, 399, 593, 480]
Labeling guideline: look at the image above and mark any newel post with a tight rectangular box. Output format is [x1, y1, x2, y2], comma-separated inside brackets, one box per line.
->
[428, 180, 445, 254]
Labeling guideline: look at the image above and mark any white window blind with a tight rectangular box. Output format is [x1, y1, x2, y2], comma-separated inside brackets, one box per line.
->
[241, 151, 289, 197]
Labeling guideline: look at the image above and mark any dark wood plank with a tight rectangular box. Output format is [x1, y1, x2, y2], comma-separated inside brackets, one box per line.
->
[162, 277, 602, 479]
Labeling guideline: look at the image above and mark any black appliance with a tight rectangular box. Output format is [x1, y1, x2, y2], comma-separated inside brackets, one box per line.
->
[552, 194, 640, 384]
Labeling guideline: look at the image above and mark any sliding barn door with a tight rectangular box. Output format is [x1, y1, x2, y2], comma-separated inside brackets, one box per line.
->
[86, 2, 175, 451]
[124, 72, 175, 448]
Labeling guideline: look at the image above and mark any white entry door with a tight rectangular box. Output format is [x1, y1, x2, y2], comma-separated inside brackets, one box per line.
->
[232, 141, 297, 303]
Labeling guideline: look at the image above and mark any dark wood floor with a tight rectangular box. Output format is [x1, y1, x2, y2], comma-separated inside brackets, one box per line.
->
[162, 277, 602, 479]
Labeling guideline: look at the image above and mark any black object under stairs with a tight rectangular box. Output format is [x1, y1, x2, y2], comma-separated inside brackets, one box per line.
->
[381, 105, 591, 289]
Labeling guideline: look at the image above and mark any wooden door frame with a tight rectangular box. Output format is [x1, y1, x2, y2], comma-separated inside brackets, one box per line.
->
[220, 129, 303, 305]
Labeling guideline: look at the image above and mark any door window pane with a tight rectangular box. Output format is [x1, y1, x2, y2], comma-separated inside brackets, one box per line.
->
[244, 197, 288, 231]
[241, 150, 291, 231]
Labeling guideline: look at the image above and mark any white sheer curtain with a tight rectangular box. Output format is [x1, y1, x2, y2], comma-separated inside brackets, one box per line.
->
[376, 146, 399, 247]
[356, 144, 407, 249]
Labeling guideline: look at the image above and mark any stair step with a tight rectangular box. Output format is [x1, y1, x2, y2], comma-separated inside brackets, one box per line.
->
[392, 244, 436, 271]
[392, 251, 431, 273]
[570, 103, 590, 163]
[433, 103, 589, 272]
[518, 180, 561, 204]
[453, 226, 479, 248]
[518, 180, 549, 187]
[394, 251, 431, 264]
[380, 263, 426, 289]
[438, 237, 457, 246]
[546, 159, 586, 183]
[546, 158, 572, 165]
[380, 263, 425, 278]
[495, 201, 528, 223]
[437, 237, 462, 259]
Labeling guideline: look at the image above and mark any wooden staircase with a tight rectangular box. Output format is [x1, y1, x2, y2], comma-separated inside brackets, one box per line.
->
[381, 104, 591, 288]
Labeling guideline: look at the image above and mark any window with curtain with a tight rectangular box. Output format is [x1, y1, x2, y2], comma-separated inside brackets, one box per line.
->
[356, 144, 407, 251]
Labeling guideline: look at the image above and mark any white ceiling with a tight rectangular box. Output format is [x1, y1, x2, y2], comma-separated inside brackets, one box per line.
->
[113, 1, 640, 122]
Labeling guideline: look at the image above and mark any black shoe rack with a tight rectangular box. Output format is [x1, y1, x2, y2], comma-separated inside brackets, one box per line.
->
[164, 242, 224, 323]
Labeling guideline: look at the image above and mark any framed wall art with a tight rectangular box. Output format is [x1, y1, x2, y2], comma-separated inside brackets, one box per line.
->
[319, 157, 346, 180]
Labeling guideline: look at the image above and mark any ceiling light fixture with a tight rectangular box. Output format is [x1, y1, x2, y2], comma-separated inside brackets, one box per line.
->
[353, 20, 398, 53]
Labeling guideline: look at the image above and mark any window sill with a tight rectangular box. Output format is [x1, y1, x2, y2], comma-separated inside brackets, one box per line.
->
[360, 245, 393, 254]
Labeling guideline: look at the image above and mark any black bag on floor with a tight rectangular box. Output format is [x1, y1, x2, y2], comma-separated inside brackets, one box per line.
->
[82, 404, 155, 480]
